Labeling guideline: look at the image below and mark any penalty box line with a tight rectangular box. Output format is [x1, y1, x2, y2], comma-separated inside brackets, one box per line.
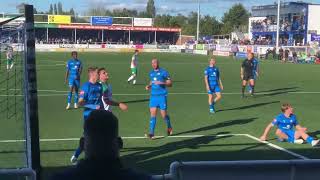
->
[0, 133, 308, 160]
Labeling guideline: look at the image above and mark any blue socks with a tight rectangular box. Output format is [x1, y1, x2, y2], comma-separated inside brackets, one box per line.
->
[67, 91, 72, 103]
[164, 115, 172, 129]
[306, 136, 314, 144]
[149, 117, 156, 135]
[209, 102, 215, 111]
[74, 147, 82, 158]
[74, 90, 79, 104]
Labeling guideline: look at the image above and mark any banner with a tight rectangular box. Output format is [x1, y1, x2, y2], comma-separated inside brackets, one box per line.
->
[236, 52, 247, 59]
[133, 18, 153, 27]
[48, 15, 71, 24]
[311, 34, 320, 42]
[91, 16, 113, 26]
[212, 51, 230, 57]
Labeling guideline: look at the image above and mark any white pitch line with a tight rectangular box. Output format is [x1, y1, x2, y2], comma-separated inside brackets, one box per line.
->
[2, 91, 320, 97]
[0, 134, 250, 143]
[0, 134, 309, 159]
[244, 134, 309, 160]
[3, 88, 320, 95]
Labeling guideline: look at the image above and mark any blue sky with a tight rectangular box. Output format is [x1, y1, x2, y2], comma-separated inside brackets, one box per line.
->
[2, 0, 320, 19]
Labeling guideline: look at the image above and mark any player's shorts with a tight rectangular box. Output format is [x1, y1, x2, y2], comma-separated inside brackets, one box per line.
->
[208, 85, 221, 94]
[7, 58, 13, 65]
[131, 68, 137, 75]
[68, 78, 80, 88]
[280, 129, 296, 143]
[149, 95, 167, 110]
[243, 74, 254, 81]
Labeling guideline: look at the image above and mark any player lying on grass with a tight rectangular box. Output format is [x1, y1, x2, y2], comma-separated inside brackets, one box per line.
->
[260, 103, 319, 146]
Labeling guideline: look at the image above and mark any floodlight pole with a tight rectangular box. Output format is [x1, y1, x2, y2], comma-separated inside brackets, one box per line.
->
[196, 0, 200, 41]
[276, 0, 281, 49]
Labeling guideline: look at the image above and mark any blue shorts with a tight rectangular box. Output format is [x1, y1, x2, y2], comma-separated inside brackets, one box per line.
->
[208, 86, 221, 94]
[149, 95, 167, 110]
[69, 78, 80, 89]
[280, 129, 295, 143]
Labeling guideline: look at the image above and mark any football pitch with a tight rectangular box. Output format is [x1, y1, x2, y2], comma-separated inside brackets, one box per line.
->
[1, 52, 320, 178]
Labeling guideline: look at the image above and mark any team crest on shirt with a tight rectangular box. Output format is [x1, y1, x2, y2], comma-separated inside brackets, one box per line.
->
[157, 73, 160, 75]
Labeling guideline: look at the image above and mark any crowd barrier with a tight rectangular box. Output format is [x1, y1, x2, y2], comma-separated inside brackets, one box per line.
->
[153, 159, 320, 180]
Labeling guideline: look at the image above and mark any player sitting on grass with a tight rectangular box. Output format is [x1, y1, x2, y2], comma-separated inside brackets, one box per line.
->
[260, 103, 319, 147]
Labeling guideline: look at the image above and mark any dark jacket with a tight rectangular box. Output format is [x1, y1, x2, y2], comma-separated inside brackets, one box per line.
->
[50, 158, 151, 180]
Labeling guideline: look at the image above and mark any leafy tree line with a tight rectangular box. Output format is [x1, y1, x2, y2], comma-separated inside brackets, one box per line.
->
[17, 0, 249, 36]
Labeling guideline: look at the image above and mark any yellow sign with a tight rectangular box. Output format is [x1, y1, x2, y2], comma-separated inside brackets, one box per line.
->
[48, 15, 71, 24]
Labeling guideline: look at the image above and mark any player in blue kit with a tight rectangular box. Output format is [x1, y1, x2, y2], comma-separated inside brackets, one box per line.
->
[65, 51, 83, 110]
[145, 58, 173, 139]
[260, 103, 319, 146]
[247, 55, 259, 93]
[204, 57, 223, 113]
[70, 67, 103, 164]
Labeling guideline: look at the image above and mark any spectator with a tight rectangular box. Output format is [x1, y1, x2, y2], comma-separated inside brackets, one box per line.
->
[50, 110, 151, 180]
[272, 47, 277, 59]
[292, 51, 298, 63]
[284, 48, 290, 62]
[278, 47, 284, 61]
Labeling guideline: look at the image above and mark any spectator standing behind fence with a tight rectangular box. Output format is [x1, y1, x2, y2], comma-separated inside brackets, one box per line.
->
[50, 110, 151, 180]
[272, 47, 277, 59]
[278, 47, 284, 61]
[231, 44, 239, 60]
[292, 51, 298, 63]
[284, 48, 290, 63]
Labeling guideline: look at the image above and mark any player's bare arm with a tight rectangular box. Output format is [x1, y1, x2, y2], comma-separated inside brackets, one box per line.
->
[296, 125, 307, 132]
[65, 70, 69, 84]
[204, 75, 210, 91]
[260, 123, 273, 141]
[219, 78, 224, 90]
[78, 98, 85, 106]
[102, 97, 128, 111]
[145, 81, 152, 90]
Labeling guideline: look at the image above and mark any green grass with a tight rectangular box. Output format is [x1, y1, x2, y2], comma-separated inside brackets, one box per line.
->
[1, 52, 320, 178]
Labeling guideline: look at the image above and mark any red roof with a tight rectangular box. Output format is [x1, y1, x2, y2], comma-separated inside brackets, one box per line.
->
[58, 24, 181, 32]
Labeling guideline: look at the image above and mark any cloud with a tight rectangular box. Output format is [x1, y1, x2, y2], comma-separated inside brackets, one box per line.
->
[157, 5, 186, 15]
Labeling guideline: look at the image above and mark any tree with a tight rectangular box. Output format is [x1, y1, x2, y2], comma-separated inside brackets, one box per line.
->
[200, 15, 221, 36]
[69, 8, 75, 16]
[54, 3, 58, 15]
[146, 0, 156, 18]
[58, 2, 63, 14]
[49, 4, 53, 14]
[221, 3, 249, 34]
